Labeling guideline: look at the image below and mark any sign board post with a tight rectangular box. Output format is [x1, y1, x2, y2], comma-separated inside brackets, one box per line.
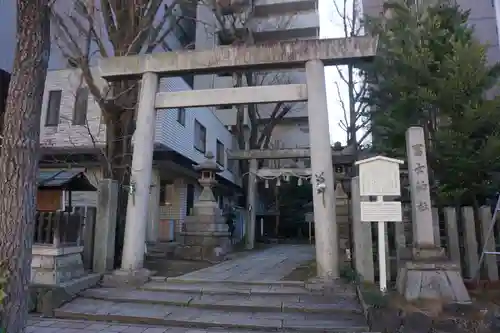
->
[355, 156, 404, 292]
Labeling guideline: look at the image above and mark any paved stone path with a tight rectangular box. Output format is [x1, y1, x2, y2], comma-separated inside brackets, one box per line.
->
[176, 244, 315, 281]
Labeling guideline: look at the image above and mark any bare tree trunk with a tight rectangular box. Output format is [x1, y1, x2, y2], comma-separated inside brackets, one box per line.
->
[347, 64, 357, 149]
[102, 81, 137, 268]
[0, 0, 50, 331]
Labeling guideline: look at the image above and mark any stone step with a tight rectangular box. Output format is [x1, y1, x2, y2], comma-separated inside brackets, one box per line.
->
[145, 252, 168, 258]
[141, 280, 314, 296]
[162, 276, 307, 287]
[143, 279, 357, 298]
[146, 242, 178, 252]
[54, 298, 369, 332]
[80, 287, 364, 314]
[30, 317, 376, 333]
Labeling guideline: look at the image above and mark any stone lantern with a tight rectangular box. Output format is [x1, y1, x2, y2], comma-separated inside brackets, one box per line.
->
[194, 151, 221, 205]
[174, 152, 232, 262]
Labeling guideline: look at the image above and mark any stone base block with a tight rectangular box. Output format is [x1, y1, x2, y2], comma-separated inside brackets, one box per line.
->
[412, 246, 446, 260]
[175, 232, 232, 263]
[30, 273, 101, 316]
[183, 232, 230, 245]
[396, 260, 471, 303]
[174, 244, 229, 263]
[101, 268, 152, 288]
[31, 246, 85, 285]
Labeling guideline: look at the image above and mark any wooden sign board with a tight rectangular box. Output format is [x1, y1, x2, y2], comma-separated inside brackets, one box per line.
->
[355, 156, 404, 197]
[361, 201, 402, 222]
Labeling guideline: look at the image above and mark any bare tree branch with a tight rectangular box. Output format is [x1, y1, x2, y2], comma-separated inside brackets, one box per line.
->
[331, 0, 370, 148]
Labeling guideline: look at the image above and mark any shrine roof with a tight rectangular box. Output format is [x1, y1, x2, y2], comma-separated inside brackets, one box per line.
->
[38, 169, 97, 191]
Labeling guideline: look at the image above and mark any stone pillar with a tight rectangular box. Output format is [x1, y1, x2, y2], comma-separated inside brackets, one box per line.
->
[306, 60, 338, 278]
[121, 72, 158, 272]
[147, 168, 161, 243]
[93, 179, 118, 273]
[246, 158, 257, 250]
[406, 127, 435, 247]
[82, 207, 96, 271]
[396, 126, 470, 303]
[351, 177, 374, 282]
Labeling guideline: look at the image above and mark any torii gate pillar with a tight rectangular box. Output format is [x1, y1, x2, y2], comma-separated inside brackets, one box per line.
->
[306, 60, 339, 278]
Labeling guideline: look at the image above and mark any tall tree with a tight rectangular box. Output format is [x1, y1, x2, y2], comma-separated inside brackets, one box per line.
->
[364, 0, 500, 204]
[0, 0, 51, 331]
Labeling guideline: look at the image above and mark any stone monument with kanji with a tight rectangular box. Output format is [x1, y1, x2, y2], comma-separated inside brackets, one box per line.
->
[396, 126, 470, 302]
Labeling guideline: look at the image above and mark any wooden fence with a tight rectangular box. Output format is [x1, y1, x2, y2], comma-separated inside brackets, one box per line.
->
[351, 179, 500, 285]
[34, 210, 85, 247]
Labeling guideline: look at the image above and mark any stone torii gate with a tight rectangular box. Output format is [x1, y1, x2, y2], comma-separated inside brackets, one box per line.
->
[98, 37, 377, 280]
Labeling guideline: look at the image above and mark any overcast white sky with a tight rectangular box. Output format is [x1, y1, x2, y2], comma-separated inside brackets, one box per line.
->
[319, 0, 351, 145]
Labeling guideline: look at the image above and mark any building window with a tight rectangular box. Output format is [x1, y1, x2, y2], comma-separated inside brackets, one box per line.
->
[177, 107, 186, 126]
[186, 183, 195, 216]
[159, 181, 167, 206]
[227, 149, 236, 174]
[216, 140, 225, 167]
[45, 90, 62, 127]
[72, 87, 88, 125]
[194, 120, 206, 153]
[304, 158, 311, 168]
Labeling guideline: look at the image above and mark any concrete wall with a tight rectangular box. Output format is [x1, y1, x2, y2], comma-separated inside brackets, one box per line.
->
[458, 0, 500, 65]
[253, 70, 308, 120]
[265, 120, 310, 149]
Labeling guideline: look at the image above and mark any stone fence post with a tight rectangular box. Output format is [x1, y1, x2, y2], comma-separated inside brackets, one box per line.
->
[93, 179, 118, 273]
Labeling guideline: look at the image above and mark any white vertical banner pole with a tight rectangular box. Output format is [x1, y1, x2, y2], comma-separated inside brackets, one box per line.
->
[377, 195, 387, 293]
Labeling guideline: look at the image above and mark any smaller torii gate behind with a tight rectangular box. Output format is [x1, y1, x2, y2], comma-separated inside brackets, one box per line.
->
[98, 36, 377, 279]
[228, 146, 359, 251]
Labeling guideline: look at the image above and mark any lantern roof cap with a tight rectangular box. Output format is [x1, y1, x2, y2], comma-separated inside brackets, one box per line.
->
[194, 151, 222, 172]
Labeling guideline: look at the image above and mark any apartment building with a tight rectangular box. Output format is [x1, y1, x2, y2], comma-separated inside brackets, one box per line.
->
[28, 0, 241, 243]
[362, 0, 500, 64]
[194, 0, 319, 157]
